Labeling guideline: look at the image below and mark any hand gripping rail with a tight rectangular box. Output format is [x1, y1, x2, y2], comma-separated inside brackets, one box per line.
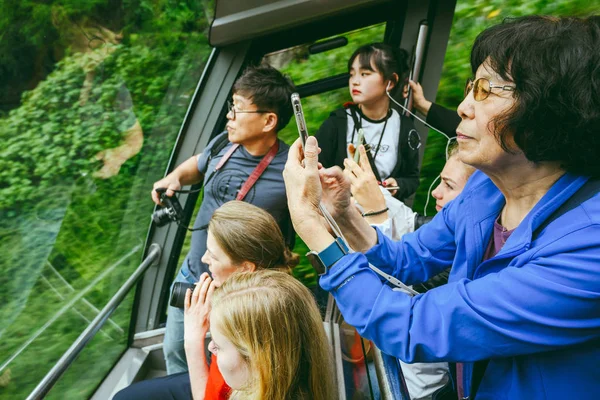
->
[26, 243, 162, 400]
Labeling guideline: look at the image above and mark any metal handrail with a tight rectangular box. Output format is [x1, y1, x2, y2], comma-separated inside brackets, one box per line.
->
[1, 245, 141, 375]
[26, 243, 161, 400]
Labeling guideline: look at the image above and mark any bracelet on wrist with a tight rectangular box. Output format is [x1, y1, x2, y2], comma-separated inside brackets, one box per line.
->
[362, 207, 389, 217]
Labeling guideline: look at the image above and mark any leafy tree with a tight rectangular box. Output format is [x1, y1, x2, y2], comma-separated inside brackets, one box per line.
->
[0, 2, 597, 399]
[0, 2, 211, 398]
[0, 0, 117, 113]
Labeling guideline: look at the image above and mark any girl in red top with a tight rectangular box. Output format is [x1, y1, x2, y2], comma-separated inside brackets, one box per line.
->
[201, 269, 336, 399]
[114, 201, 301, 399]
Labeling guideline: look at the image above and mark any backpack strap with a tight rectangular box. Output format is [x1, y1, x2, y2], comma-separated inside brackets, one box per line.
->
[201, 133, 233, 183]
[347, 104, 361, 144]
[533, 178, 600, 239]
[209, 133, 231, 162]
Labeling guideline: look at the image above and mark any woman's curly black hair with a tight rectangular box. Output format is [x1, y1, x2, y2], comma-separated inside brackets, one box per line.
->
[471, 15, 600, 177]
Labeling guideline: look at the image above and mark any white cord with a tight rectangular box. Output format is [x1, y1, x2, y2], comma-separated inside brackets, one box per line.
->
[422, 137, 458, 216]
[318, 200, 418, 294]
[423, 175, 441, 217]
[319, 203, 346, 242]
[310, 89, 457, 291]
[369, 264, 419, 296]
[386, 91, 452, 140]
[386, 89, 459, 216]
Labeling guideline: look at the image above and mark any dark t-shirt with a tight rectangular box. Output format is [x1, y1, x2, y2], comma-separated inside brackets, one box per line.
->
[426, 103, 460, 138]
[183, 132, 292, 280]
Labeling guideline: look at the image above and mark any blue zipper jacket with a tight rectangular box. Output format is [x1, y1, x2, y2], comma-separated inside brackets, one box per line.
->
[320, 171, 600, 399]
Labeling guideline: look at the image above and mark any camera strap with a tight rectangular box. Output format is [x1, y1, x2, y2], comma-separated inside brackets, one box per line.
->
[212, 140, 280, 201]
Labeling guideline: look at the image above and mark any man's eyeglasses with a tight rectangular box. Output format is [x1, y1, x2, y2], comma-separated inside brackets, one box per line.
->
[227, 101, 270, 120]
[464, 78, 516, 102]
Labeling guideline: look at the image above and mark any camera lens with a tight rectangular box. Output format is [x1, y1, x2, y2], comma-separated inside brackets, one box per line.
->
[151, 208, 171, 226]
[170, 282, 196, 309]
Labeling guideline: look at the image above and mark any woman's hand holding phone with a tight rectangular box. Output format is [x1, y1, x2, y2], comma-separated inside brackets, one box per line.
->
[345, 145, 387, 218]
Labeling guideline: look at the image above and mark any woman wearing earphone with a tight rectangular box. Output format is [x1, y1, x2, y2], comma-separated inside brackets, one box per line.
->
[314, 43, 421, 201]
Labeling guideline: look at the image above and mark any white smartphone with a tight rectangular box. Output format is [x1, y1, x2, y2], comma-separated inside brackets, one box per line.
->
[291, 93, 309, 149]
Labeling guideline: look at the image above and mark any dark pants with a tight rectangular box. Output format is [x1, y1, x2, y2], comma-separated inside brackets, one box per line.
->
[113, 372, 191, 400]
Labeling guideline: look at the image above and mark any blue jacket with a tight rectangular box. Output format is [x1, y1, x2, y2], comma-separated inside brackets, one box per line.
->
[320, 171, 600, 399]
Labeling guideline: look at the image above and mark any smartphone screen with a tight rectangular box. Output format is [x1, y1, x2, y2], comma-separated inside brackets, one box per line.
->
[291, 93, 309, 149]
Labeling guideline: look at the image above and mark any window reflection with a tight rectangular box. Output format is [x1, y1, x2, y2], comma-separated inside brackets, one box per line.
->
[0, 2, 213, 398]
[267, 23, 386, 86]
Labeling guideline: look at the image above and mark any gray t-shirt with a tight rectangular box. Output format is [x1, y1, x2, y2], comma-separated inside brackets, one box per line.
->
[181, 132, 292, 280]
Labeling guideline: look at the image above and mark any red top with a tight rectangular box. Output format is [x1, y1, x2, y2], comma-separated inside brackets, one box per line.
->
[204, 354, 231, 400]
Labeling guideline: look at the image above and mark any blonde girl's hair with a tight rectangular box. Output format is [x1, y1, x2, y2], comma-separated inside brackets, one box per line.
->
[208, 201, 299, 272]
[211, 270, 337, 400]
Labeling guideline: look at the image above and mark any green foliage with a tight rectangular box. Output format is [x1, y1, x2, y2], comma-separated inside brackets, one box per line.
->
[0, 51, 118, 207]
[0, 1, 212, 399]
[0, 0, 114, 114]
[0, 21, 209, 209]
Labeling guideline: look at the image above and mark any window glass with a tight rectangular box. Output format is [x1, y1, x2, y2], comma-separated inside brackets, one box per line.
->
[268, 23, 386, 86]
[0, 1, 213, 398]
[263, 24, 385, 289]
[173, 24, 387, 294]
[339, 322, 380, 399]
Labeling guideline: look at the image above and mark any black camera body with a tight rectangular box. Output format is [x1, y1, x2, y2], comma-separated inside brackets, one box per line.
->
[152, 188, 184, 227]
[170, 281, 195, 309]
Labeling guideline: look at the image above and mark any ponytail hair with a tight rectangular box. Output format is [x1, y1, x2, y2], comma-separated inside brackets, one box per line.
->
[208, 201, 299, 272]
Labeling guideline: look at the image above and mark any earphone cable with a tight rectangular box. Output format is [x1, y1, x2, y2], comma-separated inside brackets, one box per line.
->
[385, 87, 458, 215]
[386, 90, 452, 141]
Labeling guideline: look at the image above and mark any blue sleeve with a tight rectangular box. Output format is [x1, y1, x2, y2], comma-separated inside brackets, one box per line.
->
[197, 132, 228, 174]
[320, 224, 600, 363]
[363, 197, 458, 285]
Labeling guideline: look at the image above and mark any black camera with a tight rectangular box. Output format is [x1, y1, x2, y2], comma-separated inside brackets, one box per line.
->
[152, 188, 184, 227]
[170, 281, 195, 309]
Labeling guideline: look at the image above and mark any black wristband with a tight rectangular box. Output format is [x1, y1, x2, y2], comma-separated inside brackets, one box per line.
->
[362, 207, 389, 217]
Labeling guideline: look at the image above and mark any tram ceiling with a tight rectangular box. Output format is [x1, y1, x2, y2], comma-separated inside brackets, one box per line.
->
[209, 0, 395, 48]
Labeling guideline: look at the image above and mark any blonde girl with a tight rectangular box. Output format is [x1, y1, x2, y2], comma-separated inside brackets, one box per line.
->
[115, 201, 303, 400]
[209, 270, 337, 400]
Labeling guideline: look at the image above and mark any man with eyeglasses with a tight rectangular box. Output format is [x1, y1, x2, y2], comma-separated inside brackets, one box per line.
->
[151, 64, 296, 375]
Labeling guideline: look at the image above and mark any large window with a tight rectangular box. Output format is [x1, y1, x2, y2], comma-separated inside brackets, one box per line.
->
[271, 24, 387, 288]
[0, 1, 213, 398]
[174, 24, 387, 291]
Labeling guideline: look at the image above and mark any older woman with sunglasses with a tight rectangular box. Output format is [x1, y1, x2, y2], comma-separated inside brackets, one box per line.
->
[284, 15, 600, 399]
